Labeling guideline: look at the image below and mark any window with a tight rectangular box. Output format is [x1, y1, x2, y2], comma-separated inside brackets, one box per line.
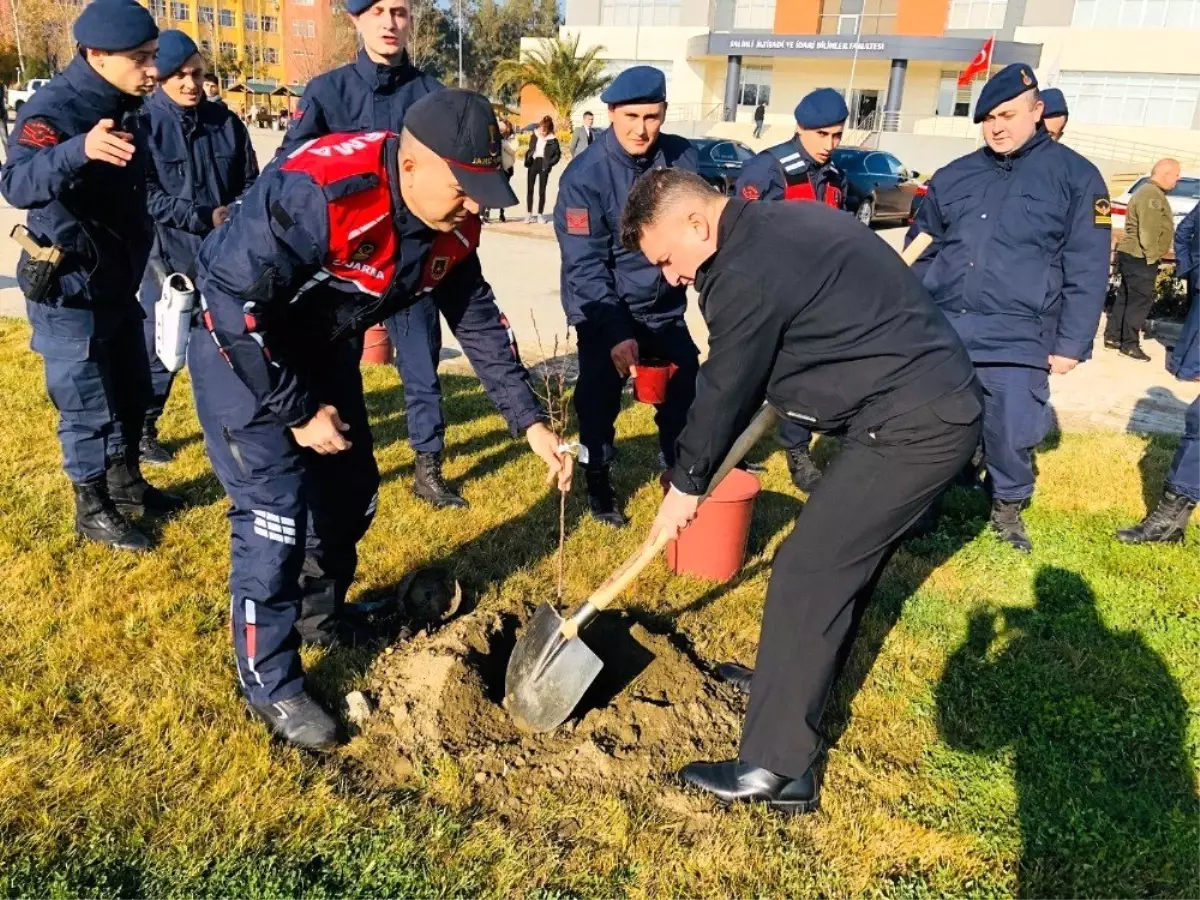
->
[1127, 175, 1200, 200]
[1073, 0, 1200, 27]
[149, 0, 166, 15]
[738, 64, 771, 107]
[293, 18, 316, 37]
[603, 59, 673, 86]
[244, 45, 260, 63]
[199, 39, 211, 55]
[262, 15, 278, 32]
[600, 0, 681, 26]
[819, 0, 899, 35]
[936, 69, 987, 116]
[732, 0, 775, 29]
[710, 141, 740, 162]
[198, 5, 213, 22]
[170, 1, 189, 18]
[292, 0, 315, 5]
[264, 47, 279, 64]
[1057, 71, 1200, 129]
[244, 12, 258, 30]
[865, 153, 892, 176]
[219, 9, 234, 26]
[947, 0, 1007, 29]
[218, 41, 236, 57]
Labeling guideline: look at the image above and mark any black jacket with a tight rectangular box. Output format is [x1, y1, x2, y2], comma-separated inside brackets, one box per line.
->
[673, 198, 976, 495]
[526, 133, 561, 169]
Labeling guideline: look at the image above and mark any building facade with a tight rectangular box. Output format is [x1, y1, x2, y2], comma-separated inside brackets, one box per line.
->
[138, 0, 288, 88]
[555, 0, 1200, 150]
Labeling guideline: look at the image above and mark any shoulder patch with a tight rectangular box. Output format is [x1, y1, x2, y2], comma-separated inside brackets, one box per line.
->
[565, 207, 590, 236]
[740, 184, 761, 201]
[1093, 195, 1112, 228]
[17, 119, 61, 149]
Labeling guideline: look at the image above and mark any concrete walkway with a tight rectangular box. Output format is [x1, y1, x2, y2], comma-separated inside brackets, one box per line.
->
[2, 127, 1195, 436]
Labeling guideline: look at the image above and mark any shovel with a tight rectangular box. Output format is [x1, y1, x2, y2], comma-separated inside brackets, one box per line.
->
[504, 404, 779, 733]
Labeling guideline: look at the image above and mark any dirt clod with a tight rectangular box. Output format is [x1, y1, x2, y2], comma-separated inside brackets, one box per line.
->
[361, 605, 746, 812]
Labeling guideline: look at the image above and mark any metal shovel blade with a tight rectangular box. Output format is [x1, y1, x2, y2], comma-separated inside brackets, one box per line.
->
[504, 601, 603, 733]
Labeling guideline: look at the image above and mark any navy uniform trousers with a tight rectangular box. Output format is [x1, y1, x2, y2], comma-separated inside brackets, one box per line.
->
[188, 327, 379, 706]
[1168, 276, 1199, 382]
[973, 363, 1052, 502]
[384, 297, 447, 453]
[1167, 398, 1200, 503]
[574, 317, 699, 469]
[29, 298, 151, 483]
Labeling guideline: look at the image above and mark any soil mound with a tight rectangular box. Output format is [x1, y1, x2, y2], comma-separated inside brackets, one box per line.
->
[358, 605, 747, 806]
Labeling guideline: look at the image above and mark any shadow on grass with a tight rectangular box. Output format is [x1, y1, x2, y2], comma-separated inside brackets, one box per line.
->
[936, 566, 1199, 897]
[1130, 387, 1195, 513]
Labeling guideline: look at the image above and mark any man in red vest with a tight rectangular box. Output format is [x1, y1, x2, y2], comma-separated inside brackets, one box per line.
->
[189, 90, 572, 749]
[735, 87, 850, 493]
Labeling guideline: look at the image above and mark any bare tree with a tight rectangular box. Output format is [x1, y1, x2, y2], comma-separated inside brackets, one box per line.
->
[290, 6, 358, 85]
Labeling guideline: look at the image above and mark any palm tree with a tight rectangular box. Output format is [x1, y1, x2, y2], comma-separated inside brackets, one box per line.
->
[492, 33, 611, 130]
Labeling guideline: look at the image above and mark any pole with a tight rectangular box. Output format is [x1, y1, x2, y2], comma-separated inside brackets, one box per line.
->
[12, 0, 26, 80]
[457, 0, 464, 87]
[634, 0, 642, 62]
[845, 10, 865, 127]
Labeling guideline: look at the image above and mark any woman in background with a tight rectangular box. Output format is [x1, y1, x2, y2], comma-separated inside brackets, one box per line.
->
[483, 119, 517, 224]
[525, 115, 560, 224]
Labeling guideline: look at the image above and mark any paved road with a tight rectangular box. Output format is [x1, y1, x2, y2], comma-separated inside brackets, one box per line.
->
[1, 128, 1195, 434]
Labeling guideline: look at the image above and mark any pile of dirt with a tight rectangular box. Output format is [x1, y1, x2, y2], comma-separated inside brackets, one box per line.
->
[355, 604, 747, 807]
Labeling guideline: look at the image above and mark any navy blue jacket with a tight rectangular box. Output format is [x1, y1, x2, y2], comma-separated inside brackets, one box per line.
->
[138, 89, 259, 275]
[734, 137, 846, 205]
[1, 56, 153, 305]
[273, 50, 441, 163]
[907, 128, 1111, 366]
[194, 135, 543, 434]
[553, 127, 698, 346]
[1175, 203, 1199, 289]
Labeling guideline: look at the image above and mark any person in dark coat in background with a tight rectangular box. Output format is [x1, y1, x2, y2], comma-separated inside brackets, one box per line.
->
[622, 168, 981, 814]
[1167, 202, 1199, 381]
[1, 0, 183, 552]
[525, 114, 560, 223]
[202, 72, 224, 106]
[135, 30, 258, 465]
[907, 64, 1111, 553]
[1039, 87, 1068, 142]
[736, 87, 851, 492]
[272, 0, 473, 512]
[553, 65, 699, 527]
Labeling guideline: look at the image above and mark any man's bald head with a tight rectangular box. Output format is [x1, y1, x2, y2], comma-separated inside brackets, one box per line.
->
[1152, 158, 1181, 192]
[397, 128, 478, 231]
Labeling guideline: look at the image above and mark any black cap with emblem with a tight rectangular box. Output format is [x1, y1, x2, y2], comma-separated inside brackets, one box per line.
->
[403, 89, 518, 209]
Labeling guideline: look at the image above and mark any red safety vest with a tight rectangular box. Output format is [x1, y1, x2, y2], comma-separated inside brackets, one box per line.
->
[281, 130, 479, 298]
[766, 140, 844, 209]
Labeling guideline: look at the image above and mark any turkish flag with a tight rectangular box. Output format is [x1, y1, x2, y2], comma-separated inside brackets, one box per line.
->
[958, 37, 994, 88]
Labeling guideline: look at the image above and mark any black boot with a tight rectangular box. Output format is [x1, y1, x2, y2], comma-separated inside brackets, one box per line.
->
[786, 446, 822, 491]
[679, 759, 820, 815]
[585, 467, 627, 528]
[248, 690, 339, 750]
[107, 455, 186, 516]
[295, 576, 343, 647]
[73, 479, 152, 552]
[990, 499, 1032, 553]
[139, 429, 173, 466]
[412, 451, 468, 510]
[716, 662, 753, 696]
[1116, 490, 1196, 544]
[1120, 344, 1152, 362]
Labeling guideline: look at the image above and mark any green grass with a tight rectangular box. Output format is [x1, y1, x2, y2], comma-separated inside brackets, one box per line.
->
[0, 317, 1197, 898]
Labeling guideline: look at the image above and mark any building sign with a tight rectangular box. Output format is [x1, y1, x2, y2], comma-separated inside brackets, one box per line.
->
[708, 33, 1040, 67]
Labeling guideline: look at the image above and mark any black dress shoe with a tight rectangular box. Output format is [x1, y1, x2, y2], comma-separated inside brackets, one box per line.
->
[1120, 344, 1152, 362]
[1103, 339, 1120, 350]
[248, 690, 340, 750]
[716, 662, 753, 696]
[585, 467, 627, 528]
[679, 759, 820, 815]
[785, 447, 822, 491]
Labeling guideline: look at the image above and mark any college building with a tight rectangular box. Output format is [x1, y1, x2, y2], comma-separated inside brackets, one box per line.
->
[538, 0, 1200, 157]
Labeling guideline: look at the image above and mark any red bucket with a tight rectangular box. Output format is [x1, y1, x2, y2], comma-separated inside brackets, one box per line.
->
[361, 323, 393, 365]
[667, 468, 761, 583]
[631, 360, 678, 404]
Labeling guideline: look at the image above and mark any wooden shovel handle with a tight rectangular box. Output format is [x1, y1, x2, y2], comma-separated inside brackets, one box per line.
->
[900, 232, 933, 267]
[584, 404, 779, 614]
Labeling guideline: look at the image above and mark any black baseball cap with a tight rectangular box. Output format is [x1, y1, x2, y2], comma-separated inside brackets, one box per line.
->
[404, 89, 518, 209]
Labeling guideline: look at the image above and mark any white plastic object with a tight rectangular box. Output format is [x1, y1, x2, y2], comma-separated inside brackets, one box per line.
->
[155, 272, 196, 373]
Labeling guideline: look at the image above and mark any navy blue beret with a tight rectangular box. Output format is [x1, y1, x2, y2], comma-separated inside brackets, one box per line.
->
[601, 66, 667, 106]
[794, 88, 848, 129]
[73, 0, 158, 52]
[155, 30, 199, 79]
[346, 0, 378, 13]
[974, 63, 1039, 123]
[1040, 87, 1068, 119]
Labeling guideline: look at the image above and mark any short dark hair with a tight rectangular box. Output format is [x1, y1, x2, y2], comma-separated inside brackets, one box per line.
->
[203, 72, 218, 85]
[583, 111, 593, 118]
[620, 168, 715, 252]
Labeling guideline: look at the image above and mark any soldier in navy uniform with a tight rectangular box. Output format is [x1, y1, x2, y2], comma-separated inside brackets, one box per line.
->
[189, 91, 572, 748]
[274, 0, 470, 514]
[1039, 88, 1068, 142]
[1, 0, 183, 552]
[736, 88, 850, 492]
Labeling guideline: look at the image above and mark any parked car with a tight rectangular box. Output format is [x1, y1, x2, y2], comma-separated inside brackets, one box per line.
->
[689, 137, 755, 195]
[7, 78, 50, 115]
[832, 147, 926, 226]
[1111, 172, 1199, 233]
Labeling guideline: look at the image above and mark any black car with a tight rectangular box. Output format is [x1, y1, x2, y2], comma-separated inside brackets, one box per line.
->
[832, 147, 927, 226]
[689, 137, 755, 195]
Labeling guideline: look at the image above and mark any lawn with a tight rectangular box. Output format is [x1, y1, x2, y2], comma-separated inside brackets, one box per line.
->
[0, 317, 1196, 899]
